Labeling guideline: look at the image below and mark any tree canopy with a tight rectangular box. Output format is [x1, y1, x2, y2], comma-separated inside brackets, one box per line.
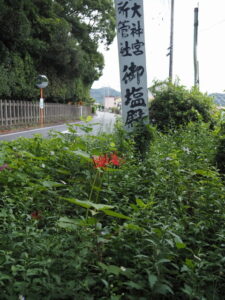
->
[149, 80, 216, 132]
[0, 0, 116, 102]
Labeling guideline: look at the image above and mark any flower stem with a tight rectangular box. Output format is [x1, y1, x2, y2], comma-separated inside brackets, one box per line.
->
[89, 170, 99, 202]
[86, 171, 98, 219]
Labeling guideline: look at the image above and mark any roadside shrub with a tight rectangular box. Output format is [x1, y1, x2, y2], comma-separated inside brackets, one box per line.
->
[215, 122, 225, 175]
[130, 120, 155, 159]
[111, 107, 121, 114]
[149, 80, 216, 132]
[113, 118, 156, 160]
[92, 105, 97, 114]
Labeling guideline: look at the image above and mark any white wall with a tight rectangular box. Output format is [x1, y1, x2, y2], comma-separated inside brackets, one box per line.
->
[104, 96, 116, 109]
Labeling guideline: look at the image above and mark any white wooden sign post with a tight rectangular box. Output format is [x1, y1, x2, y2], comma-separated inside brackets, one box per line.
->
[114, 0, 149, 130]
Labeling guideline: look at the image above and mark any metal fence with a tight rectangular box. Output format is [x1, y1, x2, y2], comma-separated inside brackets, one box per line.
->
[0, 100, 92, 129]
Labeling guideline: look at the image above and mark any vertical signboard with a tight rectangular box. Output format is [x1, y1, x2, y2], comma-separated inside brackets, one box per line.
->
[114, 0, 149, 130]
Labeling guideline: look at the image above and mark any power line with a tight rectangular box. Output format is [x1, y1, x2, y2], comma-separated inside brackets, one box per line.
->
[200, 18, 225, 32]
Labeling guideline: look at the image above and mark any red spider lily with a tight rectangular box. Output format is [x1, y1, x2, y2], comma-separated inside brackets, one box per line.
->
[31, 211, 42, 220]
[110, 153, 121, 166]
[93, 153, 124, 168]
[92, 155, 110, 168]
[0, 164, 9, 171]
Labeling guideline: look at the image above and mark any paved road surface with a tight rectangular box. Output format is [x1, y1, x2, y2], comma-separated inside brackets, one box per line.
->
[0, 112, 118, 141]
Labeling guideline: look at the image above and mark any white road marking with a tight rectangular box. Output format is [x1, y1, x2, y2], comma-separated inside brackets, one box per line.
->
[0, 124, 71, 137]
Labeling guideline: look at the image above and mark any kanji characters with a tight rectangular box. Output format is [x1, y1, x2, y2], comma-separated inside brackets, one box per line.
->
[122, 62, 144, 85]
[115, 0, 149, 128]
[125, 87, 146, 108]
[120, 40, 144, 57]
[125, 109, 145, 126]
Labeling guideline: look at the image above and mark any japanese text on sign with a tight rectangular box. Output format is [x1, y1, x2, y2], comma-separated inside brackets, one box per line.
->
[115, 0, 149, 129]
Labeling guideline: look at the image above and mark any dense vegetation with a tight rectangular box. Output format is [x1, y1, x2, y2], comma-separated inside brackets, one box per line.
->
[0, 0, 116, 102]
[149, 81, 216, 132]
[215, 122, 225, 175]
[0, 112, 225, 299]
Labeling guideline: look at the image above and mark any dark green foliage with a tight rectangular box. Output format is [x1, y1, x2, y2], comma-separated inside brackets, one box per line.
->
[149, 80, 216, 132]
[0, 121, 225, 299]
[215, 123, 225, 175]
[130, 120, 155, 159]
[0, 0, 116, 102]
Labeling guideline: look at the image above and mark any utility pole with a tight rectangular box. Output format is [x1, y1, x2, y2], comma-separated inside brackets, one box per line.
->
[193, 6, 199, 87]
[169, 0, 174, 81]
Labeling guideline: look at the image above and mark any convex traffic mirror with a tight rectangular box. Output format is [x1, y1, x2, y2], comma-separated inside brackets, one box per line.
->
[36, 75, 48, 89]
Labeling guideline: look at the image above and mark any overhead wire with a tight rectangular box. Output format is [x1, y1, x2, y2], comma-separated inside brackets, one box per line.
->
[200, 18, 225, 32]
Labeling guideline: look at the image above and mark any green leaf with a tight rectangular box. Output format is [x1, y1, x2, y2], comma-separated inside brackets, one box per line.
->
[124, 281, 144, 290]
[156, 258, 171, 265]
[130, 204, 138, 211]
[52, 274, 61, 285]
[86, 116, 93, 122]
[148, 273, 157, 288]
[174, 236, 186, 249]
[57, 217, 80, 230]
[58, 216, 97, 229]
[98, 263, 121, 276]
[26, 268, 43, 276]
[104, 167, 120, 172]
[62, 197, 113, 210]
[103, 210, 131, 220]
[20, 151, 35, 158]
[56, 168, 70, 175]
[185, 258, 195, 269]
[181, 284, 193, 296]
[0, 274, 11, 281]
[41, 180, 62, 188]
[92, 203, 114, 210]
[73, 150, 92, 161]
[193, 169, 217, 178]
[101, 279, 109, 289]
[175, 242, 186, 249]
[153, 228, 163, 237]
[91, 149, 103, 156]
[92, 185, 102, 192]
[136, 198, 146, 208]
[154, 283, 174, 295]
[124, 223, 143, 231]
[166, 239, 174, 248]
[62, 198, 92, 208]
[79, 217, 98, 226]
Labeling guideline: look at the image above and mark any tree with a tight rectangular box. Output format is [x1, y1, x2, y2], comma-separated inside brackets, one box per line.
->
[149, 80, 216, 132]
[0, 0, 116, 102]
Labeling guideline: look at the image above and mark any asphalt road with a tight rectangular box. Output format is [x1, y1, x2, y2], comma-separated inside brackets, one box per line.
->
[0, 112, 118, 141]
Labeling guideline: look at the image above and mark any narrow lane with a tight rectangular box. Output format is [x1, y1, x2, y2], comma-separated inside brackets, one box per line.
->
[0, 112, 118, 141]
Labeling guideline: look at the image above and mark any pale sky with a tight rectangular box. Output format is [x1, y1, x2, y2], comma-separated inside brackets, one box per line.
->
[92, 0, 225, 94]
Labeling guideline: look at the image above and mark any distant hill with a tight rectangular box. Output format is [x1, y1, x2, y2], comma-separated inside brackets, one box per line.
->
[209, 93, 225, 106]
[90, 87, 121, 104]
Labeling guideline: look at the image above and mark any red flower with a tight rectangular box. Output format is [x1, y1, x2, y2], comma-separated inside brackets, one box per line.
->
[92, 155, 110, 168]
[31, 211, 41, 219]
[0, 164, 9, 171]
[110, 153, 120, 166]
[93, 153, 124, 168]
